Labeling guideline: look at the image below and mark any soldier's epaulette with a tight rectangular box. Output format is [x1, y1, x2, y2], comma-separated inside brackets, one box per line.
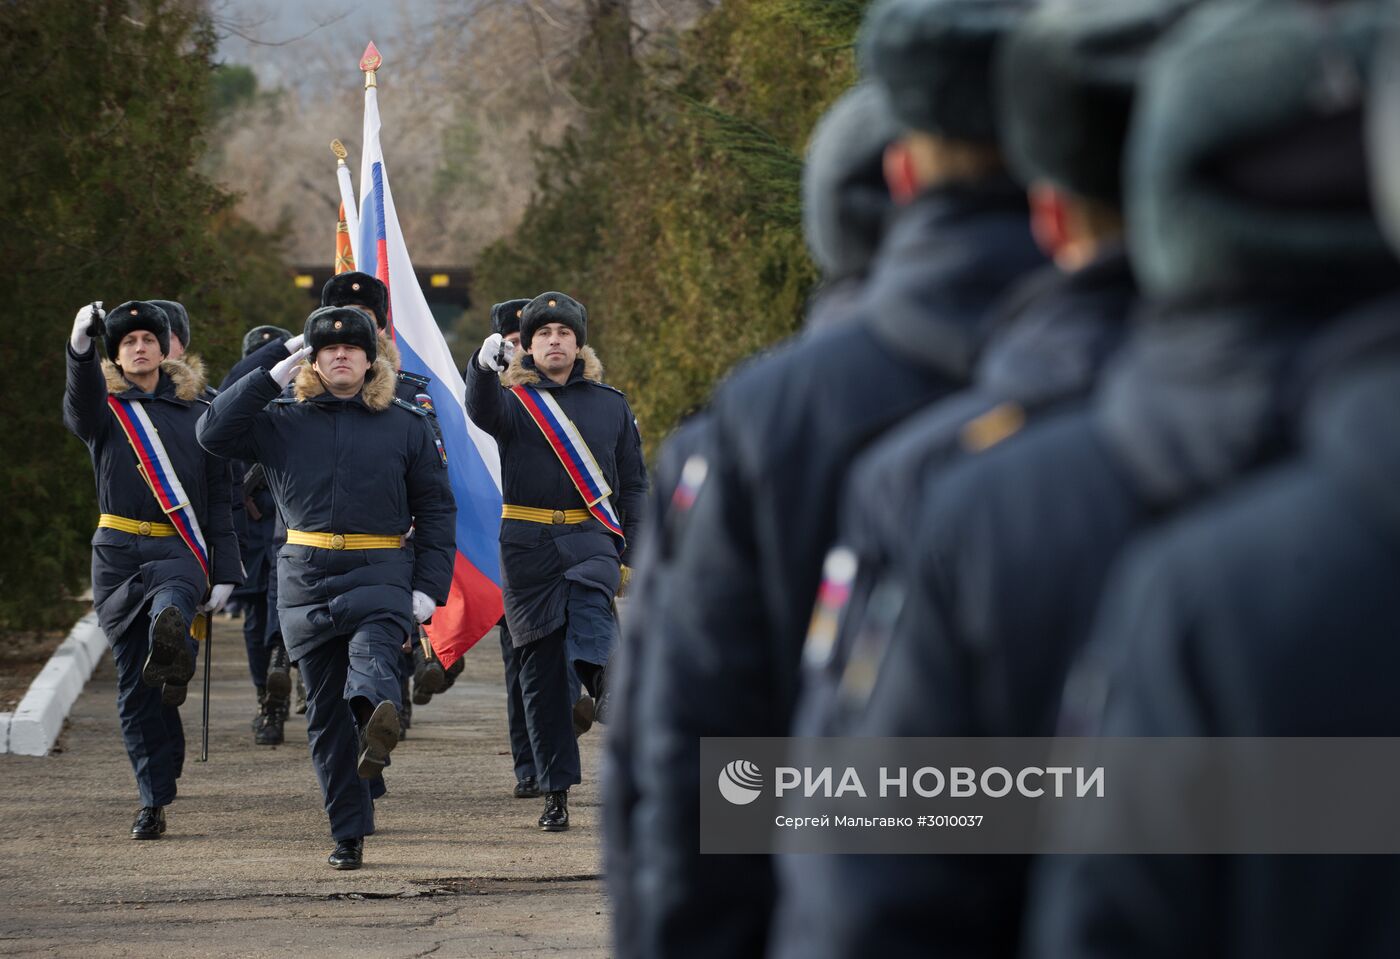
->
[398, 370, 431, 389]
[591, 381, 626, 397]
[392, 397, 429, 417]
[270, 396, 298, 405]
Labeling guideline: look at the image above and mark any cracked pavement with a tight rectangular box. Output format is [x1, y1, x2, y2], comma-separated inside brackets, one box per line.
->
[0, 620, 609, 957]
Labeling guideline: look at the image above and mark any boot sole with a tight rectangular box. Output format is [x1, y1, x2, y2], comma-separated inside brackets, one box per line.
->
[415, 663, 447, 696]
[573, 695, 594, 737]
[161, 682, 187, 707]
[356, 702, 399, 779]
[143, 607, 192, 687]
[539, 821, 570, 832]
[328, 857, 362, 870]
[265, 668, 292, 705]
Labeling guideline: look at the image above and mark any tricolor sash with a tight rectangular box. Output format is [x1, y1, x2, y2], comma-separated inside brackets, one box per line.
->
[107, 396, 211, 580]
[508, 385, 625, 541]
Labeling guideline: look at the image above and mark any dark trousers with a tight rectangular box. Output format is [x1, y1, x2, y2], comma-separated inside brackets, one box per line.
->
[240, 591, 272, 691]
[111, 601, 197, 807]
[296, 620, 403, 840]
[519, 625, 582, 793]
[499, 619, 537, 783]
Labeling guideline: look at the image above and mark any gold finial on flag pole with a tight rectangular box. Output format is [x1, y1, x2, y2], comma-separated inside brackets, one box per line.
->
[330, 139, 349, 165]
[360, 42, 382, 89]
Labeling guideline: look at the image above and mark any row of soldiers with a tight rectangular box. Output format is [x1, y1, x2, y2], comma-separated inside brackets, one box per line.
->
[63, 267, 646, 866]
[605, 0, 1400, 956]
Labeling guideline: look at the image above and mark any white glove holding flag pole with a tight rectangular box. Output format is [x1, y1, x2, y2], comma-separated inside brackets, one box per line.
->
[477, 332, 514, 372]
[201, 583, 236, 614]
[271, 345, 312, 388]
[283, 333, 305, 353]
[412, 590, 436, 624]
[71, 305, 103, 352]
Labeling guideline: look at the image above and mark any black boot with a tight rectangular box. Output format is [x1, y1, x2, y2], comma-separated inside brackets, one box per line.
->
[162, 680, 188, 707]
[327, 837, 363, 870]
[514, 776, 541, 799]
[265, 645, 291, 708]
[441, 655, 465, 691]
[399, 675, 412, 741]
[250, 688, 267, 732]
[356, 701, 399, 779]
[254, 695, 285, 746]
[538, 790, 569, 832]
[293, 668, 307, 715]
[143, 606, 192, 688]
[573, 693, 594, 738]
[412, 636, 445, 703]
[131, 806, 166, 840]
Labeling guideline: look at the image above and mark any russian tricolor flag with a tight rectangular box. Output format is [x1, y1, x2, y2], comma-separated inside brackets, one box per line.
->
[356, 51, 504, 666]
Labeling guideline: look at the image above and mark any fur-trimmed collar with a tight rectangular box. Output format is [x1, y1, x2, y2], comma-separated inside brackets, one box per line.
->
[380, 334, 401, 371]
[501, 345, 603, 387]
[103, 356, 205, 401]
[292, 355, 397, 411]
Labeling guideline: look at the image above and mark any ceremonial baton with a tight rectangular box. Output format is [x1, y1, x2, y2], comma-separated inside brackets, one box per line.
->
[199, 610, 212, 762]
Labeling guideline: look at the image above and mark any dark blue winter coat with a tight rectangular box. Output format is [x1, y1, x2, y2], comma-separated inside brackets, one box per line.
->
[196, 356, 456, 661]
[790, 247, 1136, 736]
[628, 178, 1046, 959]
[770, 283, 1400, 959]
[1025, 300, 1400, 959]
[64, 345, 242, 638]
[465, 346, 647, 646]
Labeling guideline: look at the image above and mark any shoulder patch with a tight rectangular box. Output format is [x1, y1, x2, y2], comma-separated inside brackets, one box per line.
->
[398, 369, 431, 389]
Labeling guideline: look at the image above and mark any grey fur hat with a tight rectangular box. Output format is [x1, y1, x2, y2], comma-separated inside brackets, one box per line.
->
[802, 83, 899, 282]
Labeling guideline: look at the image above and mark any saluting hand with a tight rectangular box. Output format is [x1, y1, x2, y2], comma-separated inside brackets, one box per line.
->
[71, 305, 103, 353]
[270, 345, 312, 388]
[477, 333, 514, 372]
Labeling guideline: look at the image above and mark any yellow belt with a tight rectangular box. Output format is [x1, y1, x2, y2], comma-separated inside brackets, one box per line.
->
[99, 514, 176, 537]
[286, 529, 404, 550]
[501, 505, 591, 526]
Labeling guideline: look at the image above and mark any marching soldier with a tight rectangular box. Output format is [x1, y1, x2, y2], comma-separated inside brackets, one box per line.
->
[627, 0, 1043, 952]
[320, 270, 441, 738]
[64, 300, 242, 840]
[198, 305, 456, 869]
[223, 325, 296, 745]
[467, 291, 646, 831]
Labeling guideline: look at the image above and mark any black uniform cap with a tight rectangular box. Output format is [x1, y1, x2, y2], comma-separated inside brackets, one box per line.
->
[998, 0, 1196, 206]
[321, 272, 389, 330]
[105, 301, 171, 362]
[304, 306, 378, 365]
[491, 298, 532, 338]
[1129, 0, 1395, 298]
[242, 324, 293, 357]
[521, 292, 588, 348]
[859, 0, 1031, 143]
[148, 299, 190, 350]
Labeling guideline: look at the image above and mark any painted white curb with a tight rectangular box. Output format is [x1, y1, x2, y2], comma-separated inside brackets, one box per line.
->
[6, 612, 106, 756]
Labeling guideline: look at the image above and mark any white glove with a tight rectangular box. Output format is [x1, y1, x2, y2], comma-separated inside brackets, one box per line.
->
[270, 345, 312, 388]
[477, 332, 514, 372]
[71, 305, 103, 353]
[283, 333, 305, 353]
[201, 583, 236, 614]
[412, 590, 436, 624]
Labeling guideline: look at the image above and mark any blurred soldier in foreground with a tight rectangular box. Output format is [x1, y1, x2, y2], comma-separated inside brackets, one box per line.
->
[626, 0, 1045, 953]
[467, 292, 646, 832]
[771, 2, 1174, 953]
[64, 300, 241, 840]
[790, 0, 1400, 954]
[604, 78, 896, 957]
[1026, 2, 1400, 955]
[198, 306, 455, 869]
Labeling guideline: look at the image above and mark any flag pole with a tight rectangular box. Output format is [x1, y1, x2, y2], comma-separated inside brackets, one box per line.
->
[332, 139, 359, 262]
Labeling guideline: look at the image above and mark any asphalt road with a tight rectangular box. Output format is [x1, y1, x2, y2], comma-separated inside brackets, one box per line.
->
[0, 618, 609, 957]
